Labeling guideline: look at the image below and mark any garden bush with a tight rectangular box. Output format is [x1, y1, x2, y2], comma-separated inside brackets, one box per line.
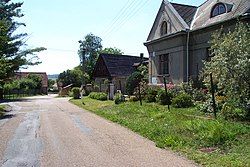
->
[114, 93, 125, 104]
[221, 102, 248, 121]
[172, 92, 193, 108]
[125, 71, 143, 95]
[168, 85, 183, 97]
[156, 89, 173, 105]
[88, 92, 107, 101]
[144, 86, 160, 103]
[197, 97, 214, 113]
[129, 96, 139, 102]
[82, 88, 90, 96]
[93, 85, 100, 92]
[71, 87, 80, 99]
[192, 89, 207, 102]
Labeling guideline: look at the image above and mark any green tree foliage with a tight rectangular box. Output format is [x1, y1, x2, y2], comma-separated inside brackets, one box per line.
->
[71, 87, 80, 99]
[137, 64, 148, 82]
[0, 0, 46, 98]
[27, 74, 42, 90]
[4, 74, 43, 93]
[172, 92, 193, 108]
[202, 22, 250, 113]
[48, 79, 55, 89]
[100, 47, 123, 55]
[57, 66, 89, 87]
[126, 71, 143, 95]
[19, 78, 36, 90]
[78, 33, 102, 80]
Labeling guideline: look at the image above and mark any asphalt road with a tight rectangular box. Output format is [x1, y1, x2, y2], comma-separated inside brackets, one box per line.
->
[0, 95, 198, 167]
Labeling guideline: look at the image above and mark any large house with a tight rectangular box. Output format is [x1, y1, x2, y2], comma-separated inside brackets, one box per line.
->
[144, 0, 250, 84]
[93, 53, 148, 93]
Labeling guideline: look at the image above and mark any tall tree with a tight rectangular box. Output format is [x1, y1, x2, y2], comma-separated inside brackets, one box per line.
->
[57, 66, 89, 87]
[0, 0, 46, 98]
[78, 33, 102, 81]
[100, 47, 123, 55]
[202, 22, 250, 112]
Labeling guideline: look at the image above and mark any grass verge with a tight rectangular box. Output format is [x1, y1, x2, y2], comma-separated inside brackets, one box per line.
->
[0, 105, 6, 118]
[70, 97, 250, 167]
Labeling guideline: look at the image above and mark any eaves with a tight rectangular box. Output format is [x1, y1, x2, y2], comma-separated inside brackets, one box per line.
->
[144, 30, 187, 46]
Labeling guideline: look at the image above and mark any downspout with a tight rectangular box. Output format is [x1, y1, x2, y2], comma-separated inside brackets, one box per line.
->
[186, 29, 190, 82]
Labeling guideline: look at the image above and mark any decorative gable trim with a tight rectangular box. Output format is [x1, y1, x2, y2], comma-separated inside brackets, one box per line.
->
[146, 0, 191, 42]
[166, 1, 190, 29]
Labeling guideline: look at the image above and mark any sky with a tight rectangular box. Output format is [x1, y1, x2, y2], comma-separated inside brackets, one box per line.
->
[17, 0, 204, 74]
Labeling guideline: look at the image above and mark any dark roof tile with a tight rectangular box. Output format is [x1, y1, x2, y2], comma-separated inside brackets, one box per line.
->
[96, 54, 148, 77]
[171, 3, 197, 26]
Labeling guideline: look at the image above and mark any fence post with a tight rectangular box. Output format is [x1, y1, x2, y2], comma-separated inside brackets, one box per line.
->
[138, 83, 142, 106]
[210, 73, 217, 119]
[163, 75, 170, 111]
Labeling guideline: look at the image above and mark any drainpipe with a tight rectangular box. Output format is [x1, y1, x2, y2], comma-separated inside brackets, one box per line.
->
[186, 29, 190, 82]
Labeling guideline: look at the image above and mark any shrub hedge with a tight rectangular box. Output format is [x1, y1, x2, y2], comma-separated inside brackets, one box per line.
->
[88, 92, 107, 101]
[172, 92, 193, 108]
[71, 87, 80, 99]
[156, 89, 173, 105]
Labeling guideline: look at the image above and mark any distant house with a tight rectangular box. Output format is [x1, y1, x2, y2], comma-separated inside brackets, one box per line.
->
[144, 0, 250, 84]
[15, 72, 48, 94]
[92, 54, 148, 93]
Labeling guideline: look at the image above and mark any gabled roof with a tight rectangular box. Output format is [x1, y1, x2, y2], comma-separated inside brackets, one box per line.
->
[145, 0, 249, 43]
[93, 54, 148, 78]
[146, 0, 190, 41]
[171, 3, 197, 26]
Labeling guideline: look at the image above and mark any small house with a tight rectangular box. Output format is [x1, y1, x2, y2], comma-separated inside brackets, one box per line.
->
[93, 54, 148, 93]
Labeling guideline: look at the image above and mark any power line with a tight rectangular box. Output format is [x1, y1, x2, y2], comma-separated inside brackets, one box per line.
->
[103, 0, 143, 39]
[102, 0, 138, 38]
[44, 1, 151, 54]
[104, 0, 151, 41]
[101, 0, 132, 35]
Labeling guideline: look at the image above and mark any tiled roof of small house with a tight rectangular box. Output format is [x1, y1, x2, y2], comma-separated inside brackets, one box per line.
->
[171, 3, 197, 26]
[94, 54, 148, 77]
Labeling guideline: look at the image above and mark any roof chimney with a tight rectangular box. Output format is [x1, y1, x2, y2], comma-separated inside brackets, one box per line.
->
[140, 53, 144, 59]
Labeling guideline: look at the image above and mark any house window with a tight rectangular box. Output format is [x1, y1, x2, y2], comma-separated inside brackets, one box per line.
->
[159, 54, 169, 75]
[160, 21, 168, 36]
[211, 3, 226, 17]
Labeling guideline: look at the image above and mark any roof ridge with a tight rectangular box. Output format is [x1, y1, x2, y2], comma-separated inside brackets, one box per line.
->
[100, 53, 141, 58]
[170, 2, 197, 8]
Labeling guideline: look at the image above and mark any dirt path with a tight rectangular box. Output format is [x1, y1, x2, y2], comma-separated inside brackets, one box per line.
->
[0, 95, 198, 167]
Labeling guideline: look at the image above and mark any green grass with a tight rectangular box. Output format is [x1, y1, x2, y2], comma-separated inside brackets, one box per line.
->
[0, 105, 6, 117]
[71, 97, 113, 111]
[70, 97, 250, 167]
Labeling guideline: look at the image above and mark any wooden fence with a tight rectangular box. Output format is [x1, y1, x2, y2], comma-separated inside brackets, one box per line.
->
[3, 89, 41, 99]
